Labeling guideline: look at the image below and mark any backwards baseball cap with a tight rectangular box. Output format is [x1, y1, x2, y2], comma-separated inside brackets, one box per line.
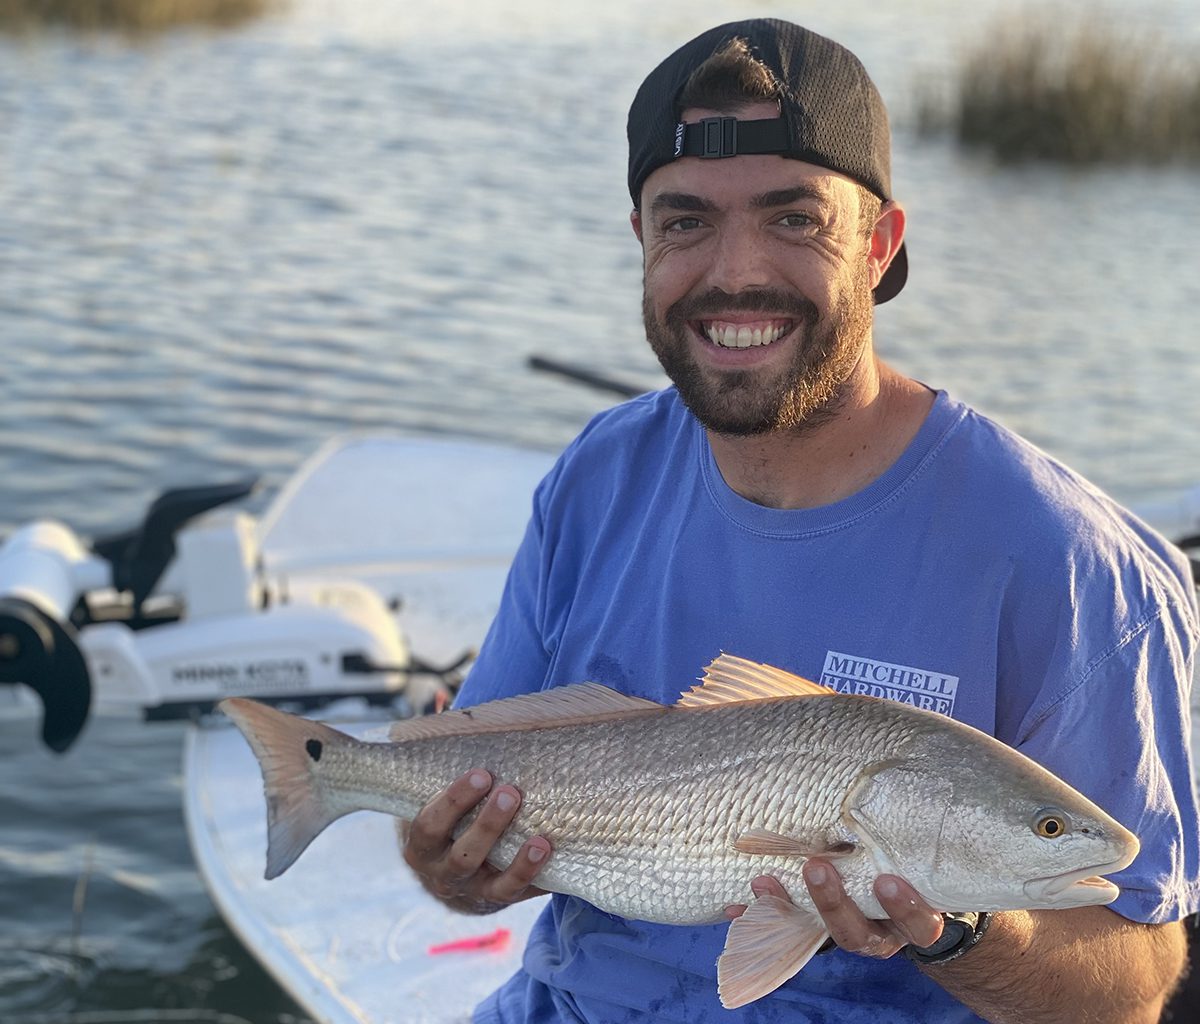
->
[627, 19, 907, 303]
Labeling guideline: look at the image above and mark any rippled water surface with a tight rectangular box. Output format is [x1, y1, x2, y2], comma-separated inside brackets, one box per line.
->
[2, 0, 1198, 1020]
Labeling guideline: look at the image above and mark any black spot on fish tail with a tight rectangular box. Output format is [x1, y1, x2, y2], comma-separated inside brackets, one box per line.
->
[306, 739, 323, 762]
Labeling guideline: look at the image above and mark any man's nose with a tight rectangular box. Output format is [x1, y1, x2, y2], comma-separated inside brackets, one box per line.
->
[705, 223, 773, 294]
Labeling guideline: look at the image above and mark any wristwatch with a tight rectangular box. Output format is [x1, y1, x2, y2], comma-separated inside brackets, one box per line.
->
[904, 911, 993, 965]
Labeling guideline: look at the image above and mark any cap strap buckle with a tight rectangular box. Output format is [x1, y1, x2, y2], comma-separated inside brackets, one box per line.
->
[700, 116, 737, 158]
[677, 117, 790, 161]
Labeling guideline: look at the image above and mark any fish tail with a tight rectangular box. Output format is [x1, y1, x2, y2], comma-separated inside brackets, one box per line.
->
[219, 697, 355, 880]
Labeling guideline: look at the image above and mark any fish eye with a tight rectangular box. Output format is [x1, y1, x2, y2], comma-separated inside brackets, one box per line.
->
[1033, 811, 1070, 839]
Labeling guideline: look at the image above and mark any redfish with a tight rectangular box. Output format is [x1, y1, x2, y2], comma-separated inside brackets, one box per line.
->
[222, 654, 1138, 1008]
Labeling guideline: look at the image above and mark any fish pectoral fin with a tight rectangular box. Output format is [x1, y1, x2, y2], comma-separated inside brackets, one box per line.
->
[678, 654, 828, 707]
[717, 895, 829, 1009]
[733, 829, 857, 858]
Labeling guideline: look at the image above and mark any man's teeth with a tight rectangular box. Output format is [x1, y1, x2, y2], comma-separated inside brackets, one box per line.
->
[703, 323, 788, 349]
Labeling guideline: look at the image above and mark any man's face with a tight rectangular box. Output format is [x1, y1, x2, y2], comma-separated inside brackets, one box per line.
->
[633, 106, 881, 436]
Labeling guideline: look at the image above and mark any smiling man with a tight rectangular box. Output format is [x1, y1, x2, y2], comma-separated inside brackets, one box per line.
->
[637, 132, 892, 440]
[633, 95, 927, 510]
[402, 20, 1199, 1023]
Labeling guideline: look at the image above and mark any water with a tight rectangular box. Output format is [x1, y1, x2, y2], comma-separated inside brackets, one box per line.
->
[1, 1, 1198, 1020]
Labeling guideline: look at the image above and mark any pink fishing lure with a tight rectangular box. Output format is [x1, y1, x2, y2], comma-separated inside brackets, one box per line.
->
[427, 927, 511, 955]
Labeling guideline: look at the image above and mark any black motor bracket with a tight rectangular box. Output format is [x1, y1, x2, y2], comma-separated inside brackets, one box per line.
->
[92, 478, 258, 614]
[0, 597, 92, 753]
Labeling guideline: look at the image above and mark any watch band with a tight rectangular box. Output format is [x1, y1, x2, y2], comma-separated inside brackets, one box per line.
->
[904, 911, 993, 965]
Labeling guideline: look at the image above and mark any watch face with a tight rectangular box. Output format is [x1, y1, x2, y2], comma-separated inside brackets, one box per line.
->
[906, 912, 990, 965]
[932, 919, 970, 952]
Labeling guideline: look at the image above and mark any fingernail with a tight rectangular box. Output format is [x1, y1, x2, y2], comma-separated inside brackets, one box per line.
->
[751, 879, 770, 897]
[468, 771, 490, 790]
[877, 877, 900, 899]
[807, 864, 827, 886]
[527, 845, 545, 863]
[496, 790, 516, 812]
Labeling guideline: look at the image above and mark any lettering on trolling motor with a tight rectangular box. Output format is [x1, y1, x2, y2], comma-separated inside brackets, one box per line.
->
[820, 651, 959, 716]
[170, 659, 310, 692]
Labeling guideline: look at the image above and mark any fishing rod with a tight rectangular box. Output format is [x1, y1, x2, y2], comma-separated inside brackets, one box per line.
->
[526, 355, 647, 400]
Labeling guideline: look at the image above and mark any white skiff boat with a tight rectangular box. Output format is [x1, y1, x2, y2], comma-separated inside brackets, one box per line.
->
[3, 418, 1198, 1024]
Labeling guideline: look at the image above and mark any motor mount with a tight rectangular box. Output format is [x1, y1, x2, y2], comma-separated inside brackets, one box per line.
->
[0, 597, 92, 753]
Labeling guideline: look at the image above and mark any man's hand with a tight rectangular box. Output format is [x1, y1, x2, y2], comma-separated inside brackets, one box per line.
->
[803, 857, 945, 955]
[402, 768, 552, 915]
[724, 858, 944, 957]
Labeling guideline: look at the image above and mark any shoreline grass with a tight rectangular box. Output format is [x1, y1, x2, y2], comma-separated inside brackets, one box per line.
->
[917, 14, 1200, 165]
[0, 0, 279, 32]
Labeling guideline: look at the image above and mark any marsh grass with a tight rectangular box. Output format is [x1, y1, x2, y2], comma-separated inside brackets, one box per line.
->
[0, 0, 278, 32]
[918, 14, 1200, 164]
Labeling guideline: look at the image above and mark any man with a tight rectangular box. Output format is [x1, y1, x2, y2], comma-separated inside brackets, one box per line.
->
[403, 19, 1199, 1023]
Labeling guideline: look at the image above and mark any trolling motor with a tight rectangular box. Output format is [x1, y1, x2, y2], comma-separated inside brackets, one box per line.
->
[0, 522, 104, 751]
[0, 483, 261, 751]
[0, 472, 429, 753]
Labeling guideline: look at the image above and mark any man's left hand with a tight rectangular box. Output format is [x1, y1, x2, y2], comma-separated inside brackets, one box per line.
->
[724, 857, 945, 958]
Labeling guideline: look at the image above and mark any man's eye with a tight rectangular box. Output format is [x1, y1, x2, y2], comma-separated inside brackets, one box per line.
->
[778, 213, 814, 228]
[666, 216, 704, 232]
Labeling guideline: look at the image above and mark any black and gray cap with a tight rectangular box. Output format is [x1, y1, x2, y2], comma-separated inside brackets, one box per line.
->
[627, 19, 907, 303]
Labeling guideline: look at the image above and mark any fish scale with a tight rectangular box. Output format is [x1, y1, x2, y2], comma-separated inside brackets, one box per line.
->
[222, 653, 1139, 1008]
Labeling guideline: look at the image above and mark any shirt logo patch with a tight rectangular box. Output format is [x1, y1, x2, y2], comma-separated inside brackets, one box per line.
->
[820, 650, 959, 716]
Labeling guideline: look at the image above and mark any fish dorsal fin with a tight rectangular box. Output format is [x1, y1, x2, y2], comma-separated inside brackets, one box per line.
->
[677, 653, 829, 708]
[388, 683, 664, 742]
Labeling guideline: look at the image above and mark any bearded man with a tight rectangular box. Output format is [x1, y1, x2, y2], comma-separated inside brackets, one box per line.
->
[403, 20, 1198, 1023]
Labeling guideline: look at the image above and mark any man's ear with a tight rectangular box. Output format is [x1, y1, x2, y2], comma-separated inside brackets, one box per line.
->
[630, 208, 644, 243]
[867, 202, 905, 291]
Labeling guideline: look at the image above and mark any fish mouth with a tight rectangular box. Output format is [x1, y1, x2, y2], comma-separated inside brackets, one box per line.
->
[1023, 863, 1125, 905]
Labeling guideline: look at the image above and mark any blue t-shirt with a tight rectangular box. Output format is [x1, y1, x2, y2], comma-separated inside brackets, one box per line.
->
[459, 388, 1200, 1024]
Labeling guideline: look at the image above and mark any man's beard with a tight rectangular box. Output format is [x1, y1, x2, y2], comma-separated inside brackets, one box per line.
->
[642, 264, 875, 436]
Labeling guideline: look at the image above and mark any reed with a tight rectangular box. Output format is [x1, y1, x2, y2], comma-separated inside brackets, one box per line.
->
[918, 14, 1200, 164]
[0, 0, 278, 32]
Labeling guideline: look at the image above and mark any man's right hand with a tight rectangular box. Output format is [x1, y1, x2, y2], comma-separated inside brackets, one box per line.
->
[402, 768, 553, 915]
